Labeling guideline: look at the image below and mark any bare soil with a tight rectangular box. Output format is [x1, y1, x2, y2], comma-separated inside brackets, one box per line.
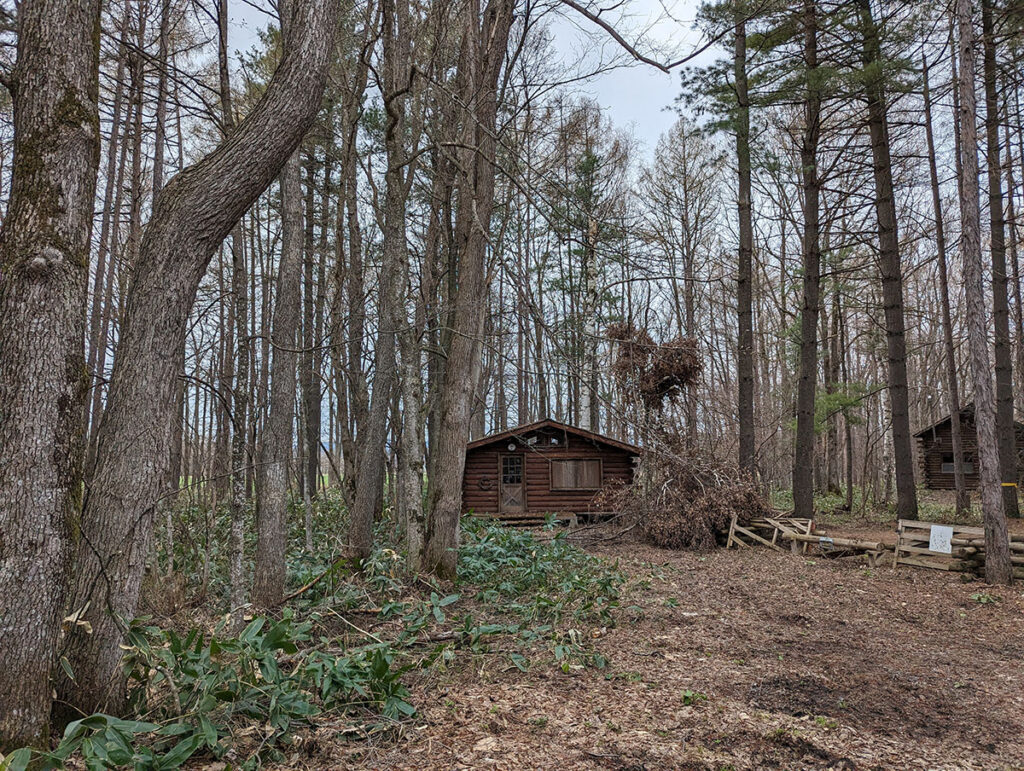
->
[330, 535, 1024, 770]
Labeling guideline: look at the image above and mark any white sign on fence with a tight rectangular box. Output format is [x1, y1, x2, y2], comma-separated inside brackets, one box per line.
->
[928, 525, 954, 554]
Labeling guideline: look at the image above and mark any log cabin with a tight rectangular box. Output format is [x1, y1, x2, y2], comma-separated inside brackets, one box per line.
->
[461, 418, 640, 524]
[914, 403, 1024, 490]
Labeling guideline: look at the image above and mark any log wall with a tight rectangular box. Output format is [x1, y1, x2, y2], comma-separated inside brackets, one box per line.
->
[462, 425, 636, 515]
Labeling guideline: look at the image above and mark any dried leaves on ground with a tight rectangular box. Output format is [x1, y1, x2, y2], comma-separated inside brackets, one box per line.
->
[334, 536, 1024, 770]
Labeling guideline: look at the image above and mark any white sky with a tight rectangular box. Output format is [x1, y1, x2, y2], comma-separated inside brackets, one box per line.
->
[227, 0, 712, 159]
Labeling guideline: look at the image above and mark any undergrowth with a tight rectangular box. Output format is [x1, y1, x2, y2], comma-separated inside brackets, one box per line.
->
[5, 510, 622, 770]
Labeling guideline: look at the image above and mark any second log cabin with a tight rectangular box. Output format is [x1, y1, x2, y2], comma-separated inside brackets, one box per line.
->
[914, 403, 1024, 490]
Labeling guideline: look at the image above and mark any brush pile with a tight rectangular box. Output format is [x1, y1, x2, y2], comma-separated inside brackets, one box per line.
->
[604, 435, 771, 550]
[605, 323, 770, 549]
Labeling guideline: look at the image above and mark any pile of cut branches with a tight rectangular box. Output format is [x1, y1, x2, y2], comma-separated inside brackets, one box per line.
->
[604, 322, 769, 549]
[603, 434, 771, 550]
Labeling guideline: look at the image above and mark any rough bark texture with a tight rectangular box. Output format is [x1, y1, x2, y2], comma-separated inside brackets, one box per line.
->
[955, 0, 1013, 584]
[981, 0, 1019, 518]
[858, 0, 918, 520]
[793, 0, 820, 521]
[379, 0, 427, 571]
[735, 10, 755, 475]
[348, 206, 399, 560]
[0, 0, 101, 749]
[923, 56, 970, 517]
[423, 0, 516, 578]
[253, 147, 303, 606]
[58, 0, 339, 716]
[215, 0, 250, 624]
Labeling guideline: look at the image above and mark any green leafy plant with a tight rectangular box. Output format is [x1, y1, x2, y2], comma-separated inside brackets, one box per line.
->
[682, 689, 708, 706]
[970, 592, 1000, 604]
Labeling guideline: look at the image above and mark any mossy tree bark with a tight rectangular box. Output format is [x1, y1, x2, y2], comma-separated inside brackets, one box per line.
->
[0, 0, 102, 750]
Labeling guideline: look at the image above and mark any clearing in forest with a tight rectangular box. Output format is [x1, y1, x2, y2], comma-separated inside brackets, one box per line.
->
[339, 537, 1024, 770]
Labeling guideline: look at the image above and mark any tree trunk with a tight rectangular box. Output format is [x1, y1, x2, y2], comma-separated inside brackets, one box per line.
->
[215, 0, 251, 625]
[253, 147, 303, 606]
[58, 0, 339, 716]
[793, 0, 821, 521]
[735, 10, 755, 476]
[955, 0, 1013, 584]
[982, 0, 1019, 517]
[423, 0, 516, 578]
[923, 55, 970, 517]
[348, 221, 400, 562]
[0, 0, 101, 749]
[858, 0, 918, 520]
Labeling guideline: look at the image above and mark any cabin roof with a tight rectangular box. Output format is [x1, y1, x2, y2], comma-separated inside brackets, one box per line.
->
[465, 418, 641, 455]
[914, 402, 1024, 438]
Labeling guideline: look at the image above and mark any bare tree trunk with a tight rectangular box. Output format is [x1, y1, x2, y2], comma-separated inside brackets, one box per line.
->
[253, 145, 303, 606]
[793, 0, 821, 521]
[982, 0, 1019, 517]
[152, 0, 171, 200]
[58, 0, 339, 715]
[955, 0, 1012, 584]
[349, 216, 400, 561]
[735, 9, 755, 476]
[923, 55, 970, 517]
[423, 0, 515, 578]
[858, 0, 918, 520]
[213, 0, 251, 622]
[253, 0, 311, 607]
[0, 0, 101, 748]
[379, 0, 427, 570]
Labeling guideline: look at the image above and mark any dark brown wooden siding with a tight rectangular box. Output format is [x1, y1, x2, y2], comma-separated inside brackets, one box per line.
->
[916, 415, 1024, 490]
[462, 425, 636, 514]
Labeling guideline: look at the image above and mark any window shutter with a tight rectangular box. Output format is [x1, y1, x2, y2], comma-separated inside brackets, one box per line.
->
[550, 459, 601, 490]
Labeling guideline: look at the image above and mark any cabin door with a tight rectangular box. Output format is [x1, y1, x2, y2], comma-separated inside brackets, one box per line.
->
[499, 454, 526, 513]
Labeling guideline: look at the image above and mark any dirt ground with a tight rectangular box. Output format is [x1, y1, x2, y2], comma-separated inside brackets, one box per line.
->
[330, 530, 1024, 771]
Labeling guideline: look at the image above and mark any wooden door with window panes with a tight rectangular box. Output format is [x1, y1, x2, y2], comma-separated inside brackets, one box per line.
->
[499, 454, 525, 512]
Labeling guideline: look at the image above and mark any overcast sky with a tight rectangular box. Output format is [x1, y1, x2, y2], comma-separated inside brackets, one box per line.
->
[228, 0, 713, 159]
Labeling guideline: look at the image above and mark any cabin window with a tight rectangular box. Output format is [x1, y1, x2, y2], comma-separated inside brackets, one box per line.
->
[550, 459, 602, 490]
[501, 455, 523, 485]
[941, 454, 974, 474]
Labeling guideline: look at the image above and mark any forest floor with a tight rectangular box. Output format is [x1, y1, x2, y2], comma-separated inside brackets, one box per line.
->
[324, 524, 1024, 771]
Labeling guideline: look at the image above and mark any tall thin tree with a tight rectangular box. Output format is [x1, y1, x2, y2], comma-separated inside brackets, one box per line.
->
[955, 0, 1013, 584]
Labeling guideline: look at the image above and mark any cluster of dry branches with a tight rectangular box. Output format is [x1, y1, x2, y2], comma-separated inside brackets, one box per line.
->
[606, 322, 701, 411]
[605, 323, 769, 549]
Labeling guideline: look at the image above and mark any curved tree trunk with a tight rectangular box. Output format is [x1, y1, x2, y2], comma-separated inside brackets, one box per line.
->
[58, 0, 339, 716]
[0, 0, 101, 749]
